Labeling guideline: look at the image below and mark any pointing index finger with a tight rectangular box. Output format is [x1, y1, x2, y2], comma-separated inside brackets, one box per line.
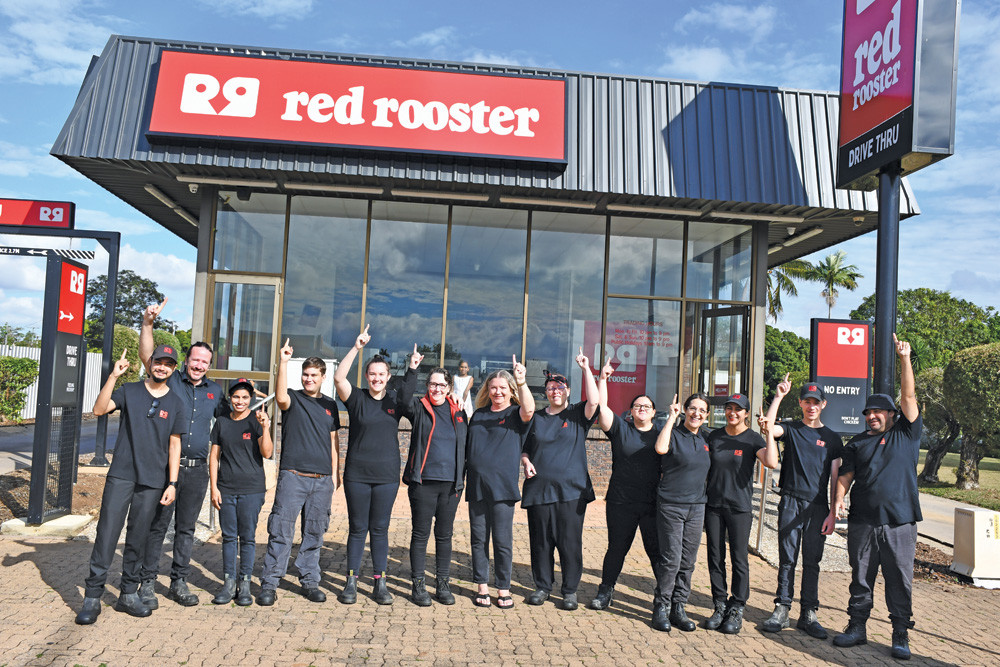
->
[120, 348, 127, 360]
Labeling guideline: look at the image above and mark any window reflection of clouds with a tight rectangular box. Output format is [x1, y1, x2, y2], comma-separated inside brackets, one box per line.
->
[686, 222, 752, 301]
[608, 217, 684, 297]
[214, 192, 286, 274]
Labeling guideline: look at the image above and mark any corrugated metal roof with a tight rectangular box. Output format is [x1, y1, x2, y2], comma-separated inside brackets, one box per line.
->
[52, 35, 919, 260]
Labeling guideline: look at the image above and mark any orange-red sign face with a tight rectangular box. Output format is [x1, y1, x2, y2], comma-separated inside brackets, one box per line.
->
[148, 50, 567, 162]
[815, 321, 870, 379]
[0, 199, 74, 229]
[57, 262, 87, 336]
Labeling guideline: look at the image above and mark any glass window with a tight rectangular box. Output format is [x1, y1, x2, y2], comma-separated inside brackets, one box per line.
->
[681, 302, 748, 429]
[282, 196, 367, 362]
[210, 282, 277, 374]
[685, 221, 752, 301]
[364, 201, 448, 385]
[608, 217, 684, 297]
[600, 298, 681, 419]
[525, 210, 606, 401]
[444, 207, 527, 404]
[213, 192, 287, 274]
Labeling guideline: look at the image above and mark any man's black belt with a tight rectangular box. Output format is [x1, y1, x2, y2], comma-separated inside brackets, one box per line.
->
[179, 457, 207, 467]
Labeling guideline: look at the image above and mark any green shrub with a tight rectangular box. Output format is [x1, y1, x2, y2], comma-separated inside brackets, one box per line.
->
[152, 329, 185, 364]
[112, 325, 141, 389]
[0, 356, 40, 423]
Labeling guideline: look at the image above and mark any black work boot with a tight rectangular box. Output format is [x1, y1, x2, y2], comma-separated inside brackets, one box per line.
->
[761, 603, 790, 632]
[704, 599, 727, 630]
[166, 578, 199, 607]
[434, 578, 455, 605]
[669, 602, 697, 632]
[75, 596, 102, 625]
[256, 587, 276, 606]
[796, 607, 828, 639]
[338, 572, 358, 604]
[212, 575, 237, 605]
[526, 589, 549, 605]
[138, 579, 158, 610]
[891, 626, 911, 660]
[652, 601, 671, 632]
[373, 573, 393, 605]
[589, 584, 614, 610]
[115, 592, 152, 618]
[411, 578, 432, 607]
[719, 603, 745, 635]
[832, 621, 868, 647]
[235, 575, 253, 606]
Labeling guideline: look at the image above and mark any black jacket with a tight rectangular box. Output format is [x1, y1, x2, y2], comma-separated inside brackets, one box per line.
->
[402, 393, 467, 491]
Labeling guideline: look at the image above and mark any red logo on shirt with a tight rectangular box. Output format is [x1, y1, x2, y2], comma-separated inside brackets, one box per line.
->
[734, 450, 743, 457]
[879, 437, 886, 445]
[704, 444, 710, 451]
[159, 410, 169, 419]
[207, 392, 215, 400]
[387, 408, 395, 415]
[498, 419, 506, 425]
[456, 415, 464, 423]
[242, 432, 252, 440]
[325, 409, 332, 416]
[562, 421, 568, 428]
[816, 440, 826, 447]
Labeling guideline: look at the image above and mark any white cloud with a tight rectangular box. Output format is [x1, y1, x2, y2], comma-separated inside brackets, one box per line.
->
[0, 140, 80, 178]
[196, 0, 313, 19]
[659, 45, 739, 82]
[0, 289, 44, 331]
[0, 256, 47, 290]
[119, 243, 195, 294]
[677, 3, 778, 43]
[75, 208, 160, 236]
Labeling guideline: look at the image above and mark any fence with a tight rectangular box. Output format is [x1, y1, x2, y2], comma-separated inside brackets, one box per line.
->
[0, 345, 103, 421]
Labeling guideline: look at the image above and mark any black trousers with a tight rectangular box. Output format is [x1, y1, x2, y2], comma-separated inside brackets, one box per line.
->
[469, 499, 516, 589]
[704, 506, 753, 605]
[141, 462, 209, 583]
[775, 495, 828, 609]
[654, 502, 705, 605]
[408, 480, 461, 580]
[847, 520, 917, 628]
[601, 501, 663, 592]
[343, 480, 399, 574]
[526, 498, 587, 595]
[84, 476, 162, 597]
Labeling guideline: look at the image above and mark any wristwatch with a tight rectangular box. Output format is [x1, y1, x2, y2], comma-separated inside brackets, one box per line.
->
[168, 481, 178, 487]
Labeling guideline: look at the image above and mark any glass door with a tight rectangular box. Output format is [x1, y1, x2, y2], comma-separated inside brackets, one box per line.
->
[685, 303, 749, 429]
[207, 274, 282, 395]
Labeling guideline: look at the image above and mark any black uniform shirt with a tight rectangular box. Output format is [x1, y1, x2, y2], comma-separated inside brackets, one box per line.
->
[279, 389, 340, 476]
[605, 414, 661, 505]
[212, 414, 265, 494]
[465, 404, 531, 503]
[343, 386, 407, 484]
[521, 402, 596, 507]
[421, 400, 458, 482]
[657, 424, 711, 504]
[706, 427, 765, 512]
[108, 381, 185, 488]
[166, 369, 228, 460]
[776, 421, 844, 506]
[840, 414, 923, 525]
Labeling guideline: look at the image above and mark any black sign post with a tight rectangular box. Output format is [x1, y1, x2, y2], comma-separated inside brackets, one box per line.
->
[27, 257, 89, 524]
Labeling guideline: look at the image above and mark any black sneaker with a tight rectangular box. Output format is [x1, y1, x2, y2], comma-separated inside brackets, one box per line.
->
[526, 589, 549, 606]
[561, 593, 578, 611]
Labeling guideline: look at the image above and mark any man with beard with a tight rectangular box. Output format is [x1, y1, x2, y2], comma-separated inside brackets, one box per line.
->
[76, 345, 184, 624]
[825, 334, 922, 661]
[138, 299, 228, 608]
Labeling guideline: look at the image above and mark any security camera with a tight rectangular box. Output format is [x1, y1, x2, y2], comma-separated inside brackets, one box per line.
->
[853, 216, 864, 227]
[188, 183, 199, 194]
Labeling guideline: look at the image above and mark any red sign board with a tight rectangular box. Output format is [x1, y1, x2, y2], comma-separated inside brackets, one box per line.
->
[148, 50, 567, 162]
[0, 198, 75, 229]
[57, 262, 87, 336]
[810, 319, 872, 434]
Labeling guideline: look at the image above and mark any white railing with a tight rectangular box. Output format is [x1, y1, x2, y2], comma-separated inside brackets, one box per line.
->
[0, 345, 103, 420]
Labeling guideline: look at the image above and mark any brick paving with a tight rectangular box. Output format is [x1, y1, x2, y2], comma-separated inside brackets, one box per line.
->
[1, 486, 997, 666]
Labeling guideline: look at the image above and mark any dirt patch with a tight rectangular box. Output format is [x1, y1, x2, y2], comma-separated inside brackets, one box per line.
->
[0, 457, 108, 523]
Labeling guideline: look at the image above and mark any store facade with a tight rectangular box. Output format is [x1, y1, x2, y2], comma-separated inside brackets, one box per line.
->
[53, 36, 917, 440]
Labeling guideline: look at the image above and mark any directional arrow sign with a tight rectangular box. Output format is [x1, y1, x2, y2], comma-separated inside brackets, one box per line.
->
[0, 246, 95, 259]
[59, 311, 74, 322]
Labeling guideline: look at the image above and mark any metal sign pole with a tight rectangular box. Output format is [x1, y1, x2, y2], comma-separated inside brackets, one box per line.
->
[874, 162, 902, 395]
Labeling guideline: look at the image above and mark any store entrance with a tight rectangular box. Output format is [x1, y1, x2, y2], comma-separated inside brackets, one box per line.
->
[693, 304, 749, 429]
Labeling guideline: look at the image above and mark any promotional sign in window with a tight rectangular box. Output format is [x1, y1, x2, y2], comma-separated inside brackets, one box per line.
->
[810, 319, 872, 435]
[0, 198, 75, 229]
[148, 50, 567, 162]
[581, 319, 675, 416]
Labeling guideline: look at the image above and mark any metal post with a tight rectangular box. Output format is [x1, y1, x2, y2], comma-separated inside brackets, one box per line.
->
[873, 163, 902, 395]
[91, 235, 121, 466]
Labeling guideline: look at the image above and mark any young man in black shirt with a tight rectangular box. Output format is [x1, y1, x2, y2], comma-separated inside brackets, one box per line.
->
[257, 339, 341, 605]
[759, 375, 843, 639]
[138, 298, 228, 608]
[75, 345, 184, 625]
[825, 335, 921, 661]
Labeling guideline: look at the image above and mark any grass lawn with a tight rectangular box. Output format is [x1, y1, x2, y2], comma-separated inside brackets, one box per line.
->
[917, 451, 1000, 511]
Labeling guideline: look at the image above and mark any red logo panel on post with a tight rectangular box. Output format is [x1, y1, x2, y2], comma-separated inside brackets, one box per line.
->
[815, 322, 869, 379]
[57, 263, 87, 336]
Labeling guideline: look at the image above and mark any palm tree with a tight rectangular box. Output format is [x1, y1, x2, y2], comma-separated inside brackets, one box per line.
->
[766, 259, 813, 322]
[804, 250, 863, 318]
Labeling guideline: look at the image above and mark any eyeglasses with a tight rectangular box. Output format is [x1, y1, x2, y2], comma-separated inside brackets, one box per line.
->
[146, 399, 160, 418]
[686, 407, 709, 415]
[427, 382, 449, 390]
[632, 404, 654, 411]
[545, 384, 567, 392]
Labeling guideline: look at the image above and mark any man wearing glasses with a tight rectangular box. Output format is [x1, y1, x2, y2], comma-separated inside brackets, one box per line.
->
[76, 344, 185, 624]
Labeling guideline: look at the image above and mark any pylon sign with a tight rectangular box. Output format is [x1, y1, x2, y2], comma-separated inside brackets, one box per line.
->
[810, 318, 873, 436]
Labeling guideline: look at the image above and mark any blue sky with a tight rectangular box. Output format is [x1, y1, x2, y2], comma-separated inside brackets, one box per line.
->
[1, 0, 996, 338]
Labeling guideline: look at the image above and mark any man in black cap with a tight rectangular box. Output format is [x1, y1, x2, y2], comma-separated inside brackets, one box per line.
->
[824, 334, 921, 660]
[76, 344, 184, 624]
[137, 298, 228, 608]
[759, 374, 843, 639]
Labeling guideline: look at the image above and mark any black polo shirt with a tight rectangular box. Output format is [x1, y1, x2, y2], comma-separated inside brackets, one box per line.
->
[521, 402, 596, 507]
[775, 421, 844, 506]
[212, 414, 265, 494]
[166, 368, 228, 460]
[107, 381, 185, 488]
[343, 385, 409, 484]
[465, 404, 531, 503]
[605, 415, 661, 505]
[280, 389, 340, 476]
[840, 414, 923, 525]
[657, 424, 711, 504]
[707, 427, 765, 512]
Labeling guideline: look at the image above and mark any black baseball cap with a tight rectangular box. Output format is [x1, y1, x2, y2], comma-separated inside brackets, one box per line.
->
[229, 378, 255, 396]
[862, 393, 896, 414]
[151, 344, 178, 363]
[800, 382, 825, 401]
[725, 393, 750, 410]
